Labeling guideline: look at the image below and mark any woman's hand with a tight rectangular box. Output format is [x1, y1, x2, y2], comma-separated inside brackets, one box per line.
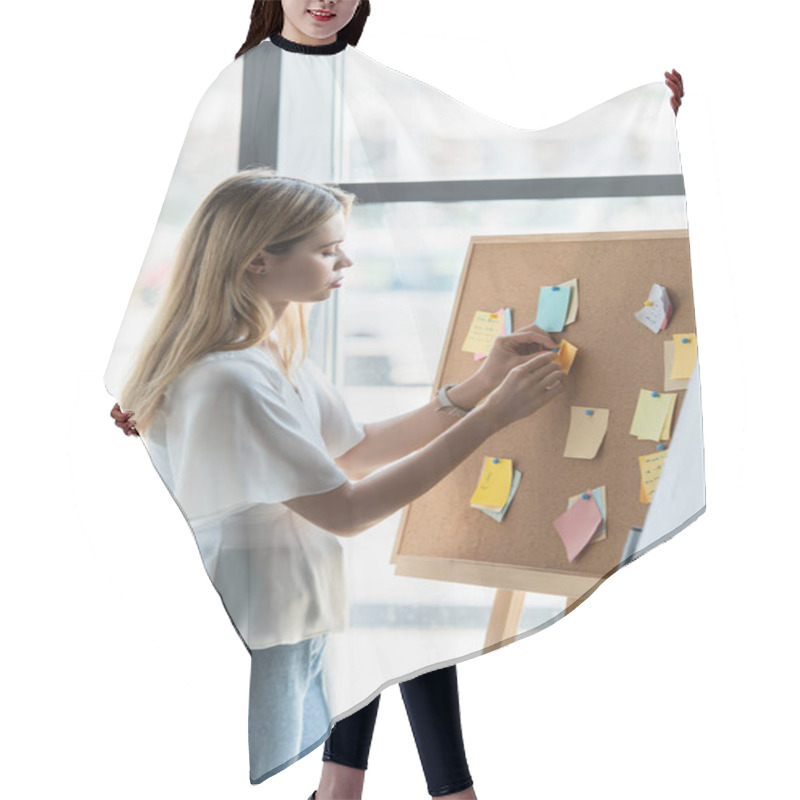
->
[110, 403, 139, 437]
[665, 69, 684, 115]
[482, 350, 567, 429]
[475, 322, 560, 393]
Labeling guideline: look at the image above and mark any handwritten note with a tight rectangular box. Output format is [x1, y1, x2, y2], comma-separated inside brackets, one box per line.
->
[534, 285, 571, 333]
[553, 492, 604, 562]
[564, 407, 610, 459]
[476, 469, 522, 522]
[470, 457, 514, 511]
[634, 284, 673, 333]
[474, 308, 509, 361]
[639, 450, 668, 503]
[670, 333, 698, 380]
[462, 311, 506, 355]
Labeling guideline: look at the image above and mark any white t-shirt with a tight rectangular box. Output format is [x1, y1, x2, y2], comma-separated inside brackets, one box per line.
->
[143, 346, 367, 650]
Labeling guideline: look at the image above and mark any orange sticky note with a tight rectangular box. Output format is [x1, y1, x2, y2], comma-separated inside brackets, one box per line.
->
[554, 339, 578, 374]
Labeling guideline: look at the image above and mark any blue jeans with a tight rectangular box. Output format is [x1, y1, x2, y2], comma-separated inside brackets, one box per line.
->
[249, 634, 331, 784]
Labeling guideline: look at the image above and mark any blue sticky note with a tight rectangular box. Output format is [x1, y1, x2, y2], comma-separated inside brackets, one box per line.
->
[534, 286, 571, 332]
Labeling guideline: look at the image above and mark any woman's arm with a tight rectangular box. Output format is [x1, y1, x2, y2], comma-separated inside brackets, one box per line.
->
[287, 351, 565, 536]
[334, 369, 493, 480]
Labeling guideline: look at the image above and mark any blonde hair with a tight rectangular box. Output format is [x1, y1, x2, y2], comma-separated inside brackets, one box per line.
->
[120, 168, 355, 432]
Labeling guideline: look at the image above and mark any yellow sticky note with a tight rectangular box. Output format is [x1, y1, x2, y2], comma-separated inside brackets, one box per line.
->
[555, 339, 578, 374]
[629, 390, 674, 442]
[670, 334, 698, 380]
[559, 278, 579, 325]
[639, 450, 668, 503]
[564, 407, 609, 459]
[462, 311, 505, 355]
[470, 457, 513, 510]
[663, 341, 690, 392]
[660, 393, 677, 441]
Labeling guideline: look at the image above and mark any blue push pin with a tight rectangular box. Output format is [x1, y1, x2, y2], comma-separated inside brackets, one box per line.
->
[657, 444, 666, 451]
[585, 409, 594, 416]
[581, 493, 591, 500]
[681, 337, 690, 344]
[651, 391, 659, 398]
[551, 348, 559, 352]
[551, 286, 560, 291]
[492, 458, 500, 464]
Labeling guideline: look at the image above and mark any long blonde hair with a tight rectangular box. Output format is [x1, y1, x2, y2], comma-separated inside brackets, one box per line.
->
[121, 168, 355, 432]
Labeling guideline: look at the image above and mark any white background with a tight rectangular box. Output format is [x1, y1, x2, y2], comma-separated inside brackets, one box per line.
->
[2, 1, 797, 798]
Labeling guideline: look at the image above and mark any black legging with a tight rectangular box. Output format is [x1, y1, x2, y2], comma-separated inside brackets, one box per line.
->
[322, 665, 473, 797]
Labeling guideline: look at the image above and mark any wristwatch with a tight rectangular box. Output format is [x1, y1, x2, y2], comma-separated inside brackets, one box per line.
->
[435, 383, 471, 418]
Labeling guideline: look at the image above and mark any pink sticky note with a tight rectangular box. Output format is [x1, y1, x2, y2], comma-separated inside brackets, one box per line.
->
[553, 492, 603, 562]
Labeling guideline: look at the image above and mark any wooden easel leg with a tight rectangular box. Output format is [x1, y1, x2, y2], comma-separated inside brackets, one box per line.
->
[483, 589, 526, 653]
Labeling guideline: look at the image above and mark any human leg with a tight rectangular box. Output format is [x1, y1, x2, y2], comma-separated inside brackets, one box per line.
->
[399, 665, 474, 798]
[249, 635, 331, 784]
[315, 694, 381, 800]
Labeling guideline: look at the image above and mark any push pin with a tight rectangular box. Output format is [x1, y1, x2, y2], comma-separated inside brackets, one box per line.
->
[681, 337, 690, 344]
[651, 391, 659, 398]
[581, 493, 591, 500]
[492, 458, 500, 464]
[657, 444, 666, 451]
[584, 409, 594, 416]
[644, 301, 653, 306]
[551, 286, 560, 291]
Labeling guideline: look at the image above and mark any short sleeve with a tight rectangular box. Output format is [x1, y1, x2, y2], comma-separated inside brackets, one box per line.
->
[164, 356, 350, 526]
[304, 359, 367, 458]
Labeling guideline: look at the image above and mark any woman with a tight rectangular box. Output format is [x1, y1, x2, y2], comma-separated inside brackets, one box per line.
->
[119, 168, 566, 791]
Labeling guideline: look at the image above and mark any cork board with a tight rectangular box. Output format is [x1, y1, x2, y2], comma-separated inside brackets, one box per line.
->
[391, 230, 695, 597]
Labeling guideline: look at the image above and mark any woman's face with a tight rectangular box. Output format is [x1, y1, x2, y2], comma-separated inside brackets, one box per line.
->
[280, 0, 361, 46]
[249, 211, 353, 308]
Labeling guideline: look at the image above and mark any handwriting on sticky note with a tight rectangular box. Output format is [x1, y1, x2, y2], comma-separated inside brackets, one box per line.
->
[564, 407, 609, 459]
[476, 469, 522, 522]
[634, 284, 673, 334]
[462, 311, 505, 355]
[469, 457, 513, 510]
[639, 450, 668, 503]
[534, 285, 571, 333]
[553, 492, 603, 562]
[474, 308, 507, 361]
[670, 334, 698, 380]
[629, 389, 675, 442]
[555, 339, 578, 374]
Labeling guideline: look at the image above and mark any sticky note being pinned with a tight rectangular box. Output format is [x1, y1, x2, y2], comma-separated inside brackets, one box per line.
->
[634, 284, 673, 333]
[470, 457, 513, 511]
[476, 469, 522, 522]
[553, 492, 604, 562]
[629, 390, 676, 442]
[564, 407, 610, 459]
[534, 285, 571, 333]
[554, 339, 578, 374]
[462, 311, 506, 355]
[639, 450, 668, 503]
[670, 334, 698, 380]
[474, 308, 508, 361]
[567, 486, 607, 541]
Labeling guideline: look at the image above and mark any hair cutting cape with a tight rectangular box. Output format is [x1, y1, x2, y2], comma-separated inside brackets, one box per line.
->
[105, 37, 704, 783]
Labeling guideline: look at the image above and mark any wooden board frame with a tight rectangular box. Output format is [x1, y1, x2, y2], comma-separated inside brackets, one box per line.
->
[391, 230, 694, 598]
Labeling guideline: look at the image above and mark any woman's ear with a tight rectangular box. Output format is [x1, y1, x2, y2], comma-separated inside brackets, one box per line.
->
[246, 251, 269, 276]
